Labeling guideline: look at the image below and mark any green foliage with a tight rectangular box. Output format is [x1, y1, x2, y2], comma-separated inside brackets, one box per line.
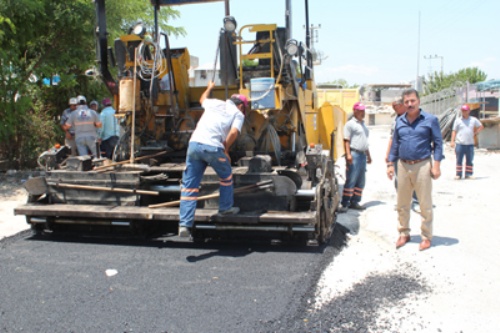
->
[0, 0, 184, 169]
[423, 67, 487, 96]
[105, 1, 185, 40]
[242, 59, 258, 67]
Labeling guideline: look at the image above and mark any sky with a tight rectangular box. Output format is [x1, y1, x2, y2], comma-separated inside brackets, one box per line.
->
[164, 0, 499, 86]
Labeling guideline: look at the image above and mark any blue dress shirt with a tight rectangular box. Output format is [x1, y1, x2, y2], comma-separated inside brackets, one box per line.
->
[388, 109, 443, 162]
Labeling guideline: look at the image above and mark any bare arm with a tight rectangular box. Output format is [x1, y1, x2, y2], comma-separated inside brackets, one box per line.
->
[224, 127, 240, 153]
[475, 124, 484, 136]
[344, 139, 352, 165]
[450, 130, 456, 148]
[385, 138, 393, 163]
[199, 81, 216, 105]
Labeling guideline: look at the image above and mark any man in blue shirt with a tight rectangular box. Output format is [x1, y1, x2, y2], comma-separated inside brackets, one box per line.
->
[387, 89, 443, 251]
[98, 98, 120, 160]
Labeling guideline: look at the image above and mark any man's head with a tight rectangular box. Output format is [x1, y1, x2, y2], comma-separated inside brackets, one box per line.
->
[69, 97, 78, 110]
[230, 94, 249, 114]
[401, 88, 420, 114]
[352, 102, 366, 120]
[89, 100, 99, 111]
[392, 98, 406, 115]
[102, 97, 112, 107]
[77, 95, 87, 105]
[460, 104, 470, 118]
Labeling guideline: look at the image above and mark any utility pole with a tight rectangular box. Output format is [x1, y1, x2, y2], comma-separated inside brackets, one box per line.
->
[309, 24, 321, 50]
[303, 23, 321, 63]
[424, 54, 444, 74]
[416, 11, 421, 91]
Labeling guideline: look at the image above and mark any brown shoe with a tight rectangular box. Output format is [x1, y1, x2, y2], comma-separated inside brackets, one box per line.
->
[419, 239, 431, 251]
[396, 235, 411, 249]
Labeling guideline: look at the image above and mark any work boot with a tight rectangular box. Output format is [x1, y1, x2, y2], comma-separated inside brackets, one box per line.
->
[349, 203, 365, 211]
[454, 175, 461, 180]
[219, 207, 240, 216]
[178, 226, 191, 238]
[338, 206, 348, 213]
[465, 175, 475, 180]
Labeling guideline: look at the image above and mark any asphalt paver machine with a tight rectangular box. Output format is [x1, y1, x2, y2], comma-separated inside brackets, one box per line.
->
[15, 0, 343, 245]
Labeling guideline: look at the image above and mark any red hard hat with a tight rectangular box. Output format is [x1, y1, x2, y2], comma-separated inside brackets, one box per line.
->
[461, 104, 470, 111]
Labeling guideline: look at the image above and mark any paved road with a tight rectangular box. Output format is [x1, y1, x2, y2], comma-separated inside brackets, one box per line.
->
[0, 229, 346, 333]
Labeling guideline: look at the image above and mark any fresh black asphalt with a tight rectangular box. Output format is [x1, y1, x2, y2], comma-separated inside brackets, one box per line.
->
[0, 229, 347, 333]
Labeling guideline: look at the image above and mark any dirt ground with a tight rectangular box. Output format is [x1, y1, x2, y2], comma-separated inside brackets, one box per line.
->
[0, 171, 30, 238]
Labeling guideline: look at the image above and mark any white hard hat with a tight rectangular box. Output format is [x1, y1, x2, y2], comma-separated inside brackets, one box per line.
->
[69, 97, 78, 105]
[77, 95, 87, 103]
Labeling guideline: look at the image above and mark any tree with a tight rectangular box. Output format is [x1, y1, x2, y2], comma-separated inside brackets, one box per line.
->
[0, 0, 184, 169]
[423, 67, 487, 96]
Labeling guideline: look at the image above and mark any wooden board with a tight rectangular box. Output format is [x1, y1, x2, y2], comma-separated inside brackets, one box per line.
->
[15, 204, 316, 224]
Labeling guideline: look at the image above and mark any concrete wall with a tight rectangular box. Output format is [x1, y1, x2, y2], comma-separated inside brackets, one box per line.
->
[367, 113, 393, 126]
[478, 118, 500, 149]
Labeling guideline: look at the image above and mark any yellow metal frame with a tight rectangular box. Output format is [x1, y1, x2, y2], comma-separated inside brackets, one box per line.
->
[236, 24, 277, 90]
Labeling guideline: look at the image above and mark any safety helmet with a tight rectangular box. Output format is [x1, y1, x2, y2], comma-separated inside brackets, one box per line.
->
[69, 97, 78, 105]
[353, 102, 366, 111]
[77, 95, 87, 104]
[101, 97, 112, 106]
[230, 94, 249, 109]
[461, 104, 470, 111]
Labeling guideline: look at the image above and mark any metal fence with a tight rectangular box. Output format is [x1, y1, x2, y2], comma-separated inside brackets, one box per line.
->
[420, 84, 467, 116]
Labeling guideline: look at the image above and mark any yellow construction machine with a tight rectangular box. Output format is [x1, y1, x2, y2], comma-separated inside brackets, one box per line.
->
[15, 0, 342, 245]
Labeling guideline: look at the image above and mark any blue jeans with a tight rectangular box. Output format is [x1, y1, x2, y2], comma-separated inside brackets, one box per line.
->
[455, 144, 474, 177]
[75, 135, 97, 157]
[341, 151, 366, 207]
[179, 142, 234, 228]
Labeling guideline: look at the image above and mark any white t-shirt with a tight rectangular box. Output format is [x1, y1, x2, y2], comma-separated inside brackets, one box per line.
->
[453, 116, 481, 145]
[189, 99, 245, 149]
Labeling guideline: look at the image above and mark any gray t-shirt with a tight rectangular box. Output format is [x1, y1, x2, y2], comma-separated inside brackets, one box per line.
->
[344, 117, 369, 151]
[60, 108, 75, 136]
[190, 98, 244, 149]
[453, 116, 481, 145]
[66, 105, 100, 138]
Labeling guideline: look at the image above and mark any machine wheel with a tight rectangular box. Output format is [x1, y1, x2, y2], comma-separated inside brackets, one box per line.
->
[30, 223, 45, 236]
[317, 207, 332, 244]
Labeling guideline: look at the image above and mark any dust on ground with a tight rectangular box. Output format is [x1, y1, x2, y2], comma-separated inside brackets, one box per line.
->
[0, 171, 30, 239]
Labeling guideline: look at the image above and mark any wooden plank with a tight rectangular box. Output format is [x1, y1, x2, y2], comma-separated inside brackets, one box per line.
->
[15, 204, 316, 224]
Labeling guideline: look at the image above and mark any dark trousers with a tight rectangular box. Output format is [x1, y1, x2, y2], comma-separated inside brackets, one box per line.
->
[101, 136, 119, 159]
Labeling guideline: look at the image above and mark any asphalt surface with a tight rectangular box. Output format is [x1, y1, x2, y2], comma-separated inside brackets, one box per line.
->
[0, 228, 347, 333]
